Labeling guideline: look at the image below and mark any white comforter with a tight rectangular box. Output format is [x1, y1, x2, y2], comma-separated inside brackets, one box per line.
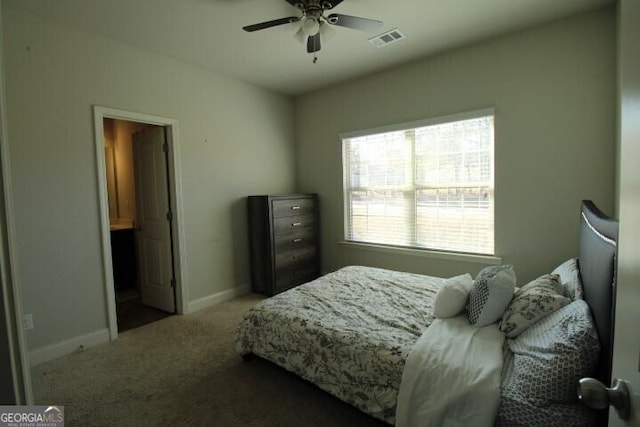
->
[396, 315, 505, 427]
[236, 266, 443, 423]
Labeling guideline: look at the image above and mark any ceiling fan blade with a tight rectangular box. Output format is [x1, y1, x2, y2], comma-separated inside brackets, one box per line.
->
[307, 33, 321, 53]
[243, 16, 300, 32]
[326, 13, 383, 32]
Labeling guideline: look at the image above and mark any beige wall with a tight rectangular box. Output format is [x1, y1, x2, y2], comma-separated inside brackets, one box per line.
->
[113, 120, 140, 222]
[2, 5, 296, 351]
[103, 118, 117, 220]
[295, 7, 617, 283]
[109, 119, 154, 223]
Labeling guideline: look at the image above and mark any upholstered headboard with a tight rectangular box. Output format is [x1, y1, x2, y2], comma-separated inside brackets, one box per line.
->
[578, 200, 618, 387]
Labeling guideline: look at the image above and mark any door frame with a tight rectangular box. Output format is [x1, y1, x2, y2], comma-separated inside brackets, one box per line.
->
[93, 106, 188, 340]
[0, 5, 32, 404]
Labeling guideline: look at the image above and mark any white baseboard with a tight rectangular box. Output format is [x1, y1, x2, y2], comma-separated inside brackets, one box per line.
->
[29, 328, 110, 366]
[187, 284, 251, 314]
[29, 286, 251, 365]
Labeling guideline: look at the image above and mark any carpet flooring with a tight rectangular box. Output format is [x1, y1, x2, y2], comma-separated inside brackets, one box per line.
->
[31, 294, 389, 427]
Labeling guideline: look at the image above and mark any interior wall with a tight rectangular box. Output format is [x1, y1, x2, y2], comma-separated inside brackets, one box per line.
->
[2, 5, 296, 352]
[112, 120, 148, 223]
[295, 7, 616, 283]
[107, 119, 155, 225]
[103, 118, 117, 220]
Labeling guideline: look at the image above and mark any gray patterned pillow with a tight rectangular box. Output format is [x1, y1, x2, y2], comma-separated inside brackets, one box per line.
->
[466, 265, 516, 326]
[552, 258, 583, 300]
[501, 299, 600, 405]
[499, 274, 571, 338]
[496, 393, 596, 426]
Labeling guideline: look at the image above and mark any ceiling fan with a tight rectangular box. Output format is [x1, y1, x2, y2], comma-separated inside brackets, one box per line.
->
[243, 0, 383, 59]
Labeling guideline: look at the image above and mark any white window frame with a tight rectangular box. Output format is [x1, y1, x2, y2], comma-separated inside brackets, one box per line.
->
[341, 108, 496, 259]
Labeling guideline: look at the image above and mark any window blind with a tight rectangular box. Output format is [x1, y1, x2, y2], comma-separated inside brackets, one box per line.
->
[342, 112, 494, 255]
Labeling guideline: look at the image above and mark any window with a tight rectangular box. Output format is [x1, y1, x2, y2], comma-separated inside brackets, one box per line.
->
[342, 110, 494, 255]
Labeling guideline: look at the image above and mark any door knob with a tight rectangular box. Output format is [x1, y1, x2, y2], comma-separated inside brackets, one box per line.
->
[578, 377, 631, 420]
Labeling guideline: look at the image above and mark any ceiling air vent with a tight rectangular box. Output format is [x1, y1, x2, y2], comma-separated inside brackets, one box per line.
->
[368, 28, 405, 48]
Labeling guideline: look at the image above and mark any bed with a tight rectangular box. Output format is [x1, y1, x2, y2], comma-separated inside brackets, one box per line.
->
[236, 200, 618, 426]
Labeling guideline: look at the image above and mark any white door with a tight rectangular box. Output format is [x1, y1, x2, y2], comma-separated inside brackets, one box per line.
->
[133, 127, 176, 313]
[609, 0, 640, 425]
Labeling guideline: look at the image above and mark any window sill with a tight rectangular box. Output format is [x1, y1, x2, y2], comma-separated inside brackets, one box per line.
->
[338, 241, 503, 265]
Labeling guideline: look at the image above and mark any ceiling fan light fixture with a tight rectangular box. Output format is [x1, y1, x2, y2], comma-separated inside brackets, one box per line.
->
[319, 21, 336, 41]
[294, 27, 306, 44]
[301, 16, 320, 36]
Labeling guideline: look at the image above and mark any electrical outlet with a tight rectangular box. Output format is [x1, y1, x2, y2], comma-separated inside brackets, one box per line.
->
[23, 314, 33, 330]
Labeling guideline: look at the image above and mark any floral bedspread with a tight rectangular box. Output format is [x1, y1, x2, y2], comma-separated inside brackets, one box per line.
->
[235, 265, 443, 424]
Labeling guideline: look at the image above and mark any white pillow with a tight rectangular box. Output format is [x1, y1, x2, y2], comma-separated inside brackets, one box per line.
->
[551, 258, 583, 300]
[433, 274, 474, 318]
[467, 265, 517, 326]
[499, 274, 571, 337]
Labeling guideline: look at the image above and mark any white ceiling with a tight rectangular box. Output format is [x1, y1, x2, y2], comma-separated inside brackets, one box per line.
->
[7, 0, 614, 96]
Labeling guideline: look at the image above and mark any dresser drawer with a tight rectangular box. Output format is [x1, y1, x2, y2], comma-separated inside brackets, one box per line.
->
[272, 198, 316, 218]
[275, 262, 318, 292]
[273, 215, 315, 235]
[274, 230, 316, 253]
[274, 247, 316, 270]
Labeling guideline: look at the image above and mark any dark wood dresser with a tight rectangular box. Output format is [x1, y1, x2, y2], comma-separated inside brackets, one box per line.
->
[247, 194, 320, 296]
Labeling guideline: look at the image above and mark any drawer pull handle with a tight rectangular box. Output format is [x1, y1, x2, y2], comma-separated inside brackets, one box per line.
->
[292, 222, 302, 227]
[292, 238, 304, 243]
[291, 206, 301, 210]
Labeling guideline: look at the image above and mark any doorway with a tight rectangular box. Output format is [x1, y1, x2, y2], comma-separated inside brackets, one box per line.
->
[93, 107, 187, 340]
[104, 118, 173, 332]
